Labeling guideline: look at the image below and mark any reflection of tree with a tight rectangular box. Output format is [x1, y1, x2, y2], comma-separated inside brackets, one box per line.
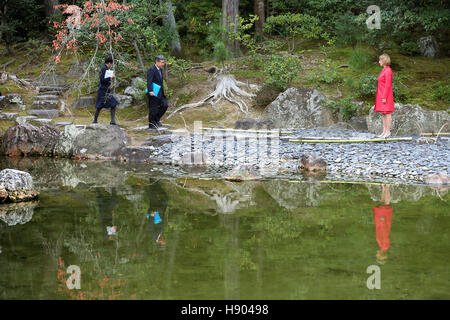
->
[170, 179, 257, 215]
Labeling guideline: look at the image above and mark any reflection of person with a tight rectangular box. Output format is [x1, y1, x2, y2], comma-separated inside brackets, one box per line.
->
[94, 54, 119, 125]
[146, 54, 168, 129]
[374, 53, 394, 138]
[373, 184, 392, 264]
[146, 179, 168, 249]
[96, 187, 120, 241]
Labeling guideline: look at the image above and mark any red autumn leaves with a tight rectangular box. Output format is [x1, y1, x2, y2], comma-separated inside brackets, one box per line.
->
[51, 0, 134, 64]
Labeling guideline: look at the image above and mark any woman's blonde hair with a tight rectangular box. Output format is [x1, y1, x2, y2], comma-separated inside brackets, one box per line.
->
[379, 53, 391, 66]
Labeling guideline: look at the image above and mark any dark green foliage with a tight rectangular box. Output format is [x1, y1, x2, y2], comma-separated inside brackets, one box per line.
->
[263, 54, 302, 91]
[431, 82, 450, 103]
[357, 74, 408, 102]
[325, 97, 360, 120]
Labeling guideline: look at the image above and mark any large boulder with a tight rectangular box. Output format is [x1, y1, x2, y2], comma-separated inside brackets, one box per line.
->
[263, 88, 335, 128]
[113, 94, 133, 109]
[0, 123, 61, 156]
[132, 77, 145, 87]
[113, 146, 153, 162]
[367, 103, 449, 135]
[0, 94, 26, 111]
[234, 118, 274, 130]
[142, 134, 174, 148]
[124, 86, 139, 96]
[68, 124, 131, 157]
[0, 169, 39, 203]
[417, 36, 439, 58]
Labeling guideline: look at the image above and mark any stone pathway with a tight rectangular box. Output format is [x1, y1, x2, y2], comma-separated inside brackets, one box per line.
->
[26, 85, 68, 124]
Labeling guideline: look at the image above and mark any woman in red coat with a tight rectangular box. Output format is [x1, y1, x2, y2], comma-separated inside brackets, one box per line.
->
[374, 53, 394, 138]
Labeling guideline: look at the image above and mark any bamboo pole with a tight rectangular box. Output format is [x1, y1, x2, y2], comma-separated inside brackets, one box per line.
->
[288, 179, 400, 186]
[420, 133, 450, 136]
[289, 137, 412, 143]
[201, 127, 292, 134]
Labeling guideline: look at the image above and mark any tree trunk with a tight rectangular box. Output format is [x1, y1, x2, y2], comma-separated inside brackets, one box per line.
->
[44, 0, 59, 18]
[0, 1, 9, 54]
[254, 0, 265, 34]
[222, 0, 240, 51]
[165, 0, 182, 55]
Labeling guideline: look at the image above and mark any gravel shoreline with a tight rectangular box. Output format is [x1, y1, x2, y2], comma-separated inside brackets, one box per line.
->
[144, 126, 449, 185]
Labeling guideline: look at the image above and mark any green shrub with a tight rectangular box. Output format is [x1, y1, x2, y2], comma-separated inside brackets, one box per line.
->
[431, 81, 450, 103]
[399, 41, 421, 56]
[357, 74, 408, 102]
[213, 41, 230, 67]
[325, 97, 360, 120]
[263, 54, 302, 91]
[308, 60, 342, 85]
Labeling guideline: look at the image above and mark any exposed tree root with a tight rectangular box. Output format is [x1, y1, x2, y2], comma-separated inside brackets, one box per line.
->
[167, 73, 260, 119]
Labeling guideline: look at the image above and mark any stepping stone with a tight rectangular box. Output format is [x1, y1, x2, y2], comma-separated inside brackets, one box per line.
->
[0, 112, 19, 120]
[27, 109, 59, 119]
[16, 116, 37, 124]
[30, 118, 53, 126]
[54, 121, 72, 127]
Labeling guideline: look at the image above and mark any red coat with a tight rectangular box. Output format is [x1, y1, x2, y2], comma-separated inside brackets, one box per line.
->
[374, 66, 394, 113]
[373, 205, 393, 252]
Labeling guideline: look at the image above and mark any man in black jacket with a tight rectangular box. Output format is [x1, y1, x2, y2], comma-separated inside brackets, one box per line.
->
[147, 54, 168, 129]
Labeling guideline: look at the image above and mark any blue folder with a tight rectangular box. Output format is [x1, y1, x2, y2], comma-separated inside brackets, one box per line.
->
[152, 82, 161, 96]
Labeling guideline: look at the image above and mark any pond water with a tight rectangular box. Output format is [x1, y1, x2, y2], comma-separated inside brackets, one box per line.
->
[0, 158, 448, 300]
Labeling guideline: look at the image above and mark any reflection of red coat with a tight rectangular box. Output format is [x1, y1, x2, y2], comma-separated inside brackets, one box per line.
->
[373, 205, 392, 251]
[374, 66, 394, 113]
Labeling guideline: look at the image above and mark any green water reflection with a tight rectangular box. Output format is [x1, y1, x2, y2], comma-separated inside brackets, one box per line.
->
[0, 158, 448, 299]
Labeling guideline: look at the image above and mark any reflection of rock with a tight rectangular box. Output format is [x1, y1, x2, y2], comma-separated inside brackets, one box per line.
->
[263, 180, 323, 209]
[0, 169, 39, 203]
[424, 174, 449, 186]
[366, 184, 441, 203]
[0, 201, 38, 226]
[299, 153, 327, 174]
[224, 165, 261, 181]
[0, 157, 141, 189]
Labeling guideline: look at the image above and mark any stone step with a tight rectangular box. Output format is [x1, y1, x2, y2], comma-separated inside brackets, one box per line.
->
[27, 109, 59, 119]
[30, 118, 53, 126]
[54, 121, 72, 127]
[15, 116, 37, 124]
[38, 85, 68, 93]
[34, 95, 60, 101]
[37, 91, 64, 96]
[0, 112, 19, 120]
[30, 100, 59, 110]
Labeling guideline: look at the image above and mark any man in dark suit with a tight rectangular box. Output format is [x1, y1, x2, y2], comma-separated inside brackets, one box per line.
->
[147, 54, 168, 129]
